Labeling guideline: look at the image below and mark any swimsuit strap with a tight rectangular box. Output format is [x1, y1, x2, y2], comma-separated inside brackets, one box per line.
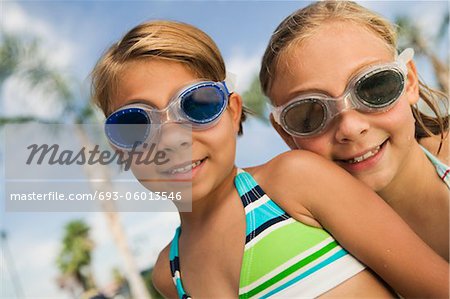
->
[169, 227, 191, 299]
[421, 145, 450, 188]
[234, 168, 290, 242]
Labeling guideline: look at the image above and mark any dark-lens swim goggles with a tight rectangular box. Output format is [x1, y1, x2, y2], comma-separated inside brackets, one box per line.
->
[105, 80, 232, 150]
[272, 48, 414, 137]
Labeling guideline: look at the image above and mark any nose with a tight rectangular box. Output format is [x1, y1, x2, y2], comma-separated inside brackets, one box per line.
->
[156, 123, 192, 155]
[334, 110, 369, 143]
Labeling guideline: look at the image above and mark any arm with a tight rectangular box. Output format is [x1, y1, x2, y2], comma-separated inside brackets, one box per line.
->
[261, 150, 449, 298]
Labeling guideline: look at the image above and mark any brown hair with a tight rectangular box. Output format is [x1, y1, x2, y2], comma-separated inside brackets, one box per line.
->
[260, 1, 448, 152]
[92, 20, 246, 134]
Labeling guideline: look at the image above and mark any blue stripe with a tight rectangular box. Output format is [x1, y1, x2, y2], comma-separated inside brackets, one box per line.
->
[169, 227, 181, 260]
[235, 172, 258, 196]
[170, 227, 190, 299]
[260, 249, 348, 298]
[245, 199, 286, 236]
[246, 215, 288, 243]
[240, 185, 266, 207]
[175, 278, 186, 297]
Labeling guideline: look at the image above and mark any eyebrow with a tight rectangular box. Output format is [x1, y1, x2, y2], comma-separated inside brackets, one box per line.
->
[348, 58, 388, 78]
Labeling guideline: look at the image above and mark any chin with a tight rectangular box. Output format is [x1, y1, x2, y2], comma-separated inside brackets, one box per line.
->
[354, 172, 394, 193]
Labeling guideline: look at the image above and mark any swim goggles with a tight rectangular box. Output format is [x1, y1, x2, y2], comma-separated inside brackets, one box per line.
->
[105, 80, 233, 150]
[272, 48, 414, 137]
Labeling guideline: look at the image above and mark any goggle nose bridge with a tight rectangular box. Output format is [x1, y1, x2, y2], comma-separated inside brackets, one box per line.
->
[327, 91, 361, 120]
[149, 100, 182, 125]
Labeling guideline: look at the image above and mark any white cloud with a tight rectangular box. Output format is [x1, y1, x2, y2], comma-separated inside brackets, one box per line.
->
[4, 235, 70, 298]
[87, 211, 179, 288]
[226, 47, 264, 93]
[2, 1, 75, 68]
[123, 212, 179, 266]
[359, 1, 447, 40]
[413, 4, 448, 39]
[1, 76, 65, 119]
[1, 1, 77, 120]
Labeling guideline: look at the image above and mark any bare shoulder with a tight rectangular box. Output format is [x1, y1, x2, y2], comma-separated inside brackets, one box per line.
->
[152, 243, 178, 299]
[419, 134, 449, 165]
[250, 150, 348, 187]
[246, 150, 351, 227]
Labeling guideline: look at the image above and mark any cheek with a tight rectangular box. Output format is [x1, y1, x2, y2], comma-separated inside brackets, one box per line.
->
[379, 99, 416, 139]
[199, 114, 237, 156]
[292, 135, 332, 158]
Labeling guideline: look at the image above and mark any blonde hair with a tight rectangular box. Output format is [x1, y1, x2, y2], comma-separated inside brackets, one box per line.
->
[92, 20, 246, 134]
[260, 1, 448, 151]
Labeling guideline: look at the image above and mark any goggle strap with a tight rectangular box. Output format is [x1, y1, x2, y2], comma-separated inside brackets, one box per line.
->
[270, 104, 282, 125]
[396, 48, 414, 69]
[225, 71, 237, 94]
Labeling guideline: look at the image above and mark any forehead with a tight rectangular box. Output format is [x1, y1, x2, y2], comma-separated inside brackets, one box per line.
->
[270, 21, 394, 104]
[112, 59, 196, 110]
[290, 21, 391, 62]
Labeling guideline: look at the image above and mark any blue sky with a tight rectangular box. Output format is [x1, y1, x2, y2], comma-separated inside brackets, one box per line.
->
[0, 1, 448, 298]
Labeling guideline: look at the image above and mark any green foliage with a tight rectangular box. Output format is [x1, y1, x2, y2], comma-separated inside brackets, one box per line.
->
[241, 75, 270, 122]
[112, 267, 126, 286]
[56, 219, 95, 291]
[142, 268, 163, 299]
[0, 32, 23, 83]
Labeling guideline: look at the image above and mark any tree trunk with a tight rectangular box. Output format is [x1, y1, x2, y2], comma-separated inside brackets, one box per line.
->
[75, 125, 151, 299]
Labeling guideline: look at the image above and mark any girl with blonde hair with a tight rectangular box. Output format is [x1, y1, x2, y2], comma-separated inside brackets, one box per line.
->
[261, 1, 449, 261]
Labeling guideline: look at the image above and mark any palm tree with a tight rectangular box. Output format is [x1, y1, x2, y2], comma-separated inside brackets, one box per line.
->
[241, 76, 270, 122]
[56, 220, 96, 294]
[395, 13, 448, 94]
[0, 31, 152, 299]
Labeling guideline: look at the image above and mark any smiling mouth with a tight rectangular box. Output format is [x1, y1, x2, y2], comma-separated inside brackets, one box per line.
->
[162, 158, 206, 175]
[340, 140, 388, 164]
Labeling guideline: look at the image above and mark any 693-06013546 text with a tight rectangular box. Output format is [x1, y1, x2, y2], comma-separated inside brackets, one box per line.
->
[9, 191, 183, 201]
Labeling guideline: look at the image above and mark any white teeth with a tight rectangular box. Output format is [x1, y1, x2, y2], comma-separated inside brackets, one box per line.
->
[170, 160, 202, 174]
[347, 146, 381, 164]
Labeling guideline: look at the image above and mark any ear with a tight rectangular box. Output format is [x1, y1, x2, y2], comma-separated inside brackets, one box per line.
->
[269, 114, 300, 149]
[404, 60, 420, 105]
[228, 93, 243, 134]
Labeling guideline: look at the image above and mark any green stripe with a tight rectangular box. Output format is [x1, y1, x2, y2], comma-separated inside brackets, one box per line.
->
[240, 221, 330, 286]
[240, 241, 339, 298]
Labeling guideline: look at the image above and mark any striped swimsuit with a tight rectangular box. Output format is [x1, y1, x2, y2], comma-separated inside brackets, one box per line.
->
[421, 146, 450, 188]
[169, 169, 365, 298]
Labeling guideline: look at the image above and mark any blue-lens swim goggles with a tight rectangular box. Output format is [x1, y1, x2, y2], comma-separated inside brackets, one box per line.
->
[105, 80, 232, 150]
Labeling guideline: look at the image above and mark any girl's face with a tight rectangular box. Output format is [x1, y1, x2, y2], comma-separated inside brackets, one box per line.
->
[270, 22, 420, 192]
[111, 59, 242, 202]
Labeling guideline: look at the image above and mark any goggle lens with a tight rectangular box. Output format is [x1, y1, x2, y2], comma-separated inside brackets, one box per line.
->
[283, 100, 325, 135]
[105, 108, 150, 149]
[181, 85, 226, 123]
[356, 69, 404, 107]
